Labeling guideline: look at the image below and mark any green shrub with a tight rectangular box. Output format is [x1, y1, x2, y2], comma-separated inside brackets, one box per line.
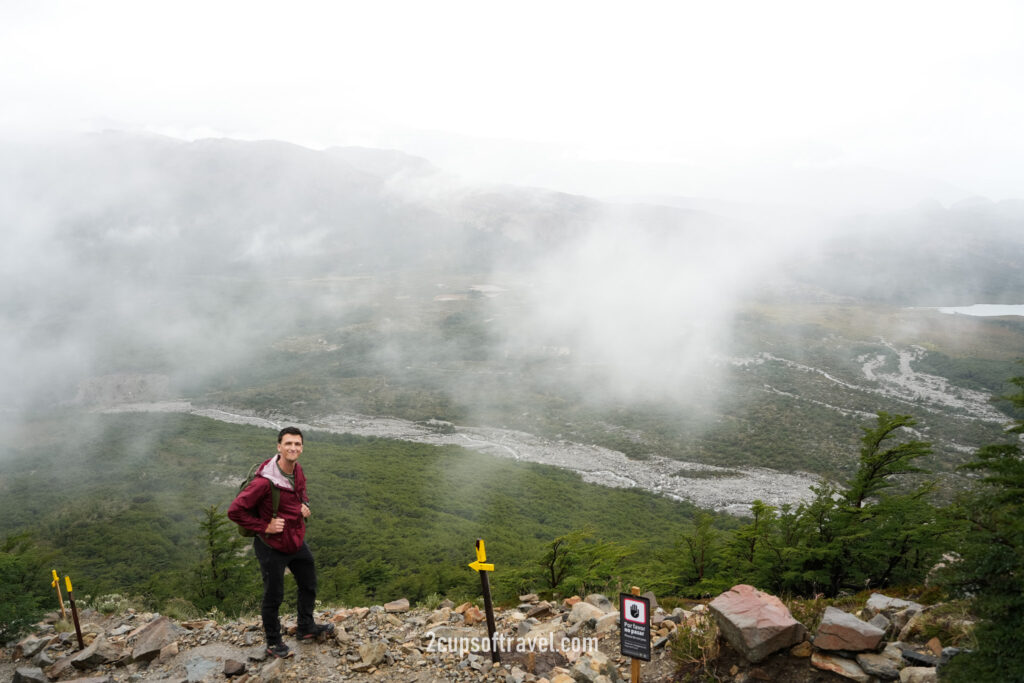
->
[916, 601, 976, 649]
[162, 597, 202, 621]
[670, 609, 721, 683]
[418, 592, 444, 610]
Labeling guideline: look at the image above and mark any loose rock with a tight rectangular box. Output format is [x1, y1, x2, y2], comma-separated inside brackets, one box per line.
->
[708, 584, 807, 663]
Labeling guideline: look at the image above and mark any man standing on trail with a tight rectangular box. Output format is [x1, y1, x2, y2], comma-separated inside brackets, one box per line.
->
[228, 426, 334, 658]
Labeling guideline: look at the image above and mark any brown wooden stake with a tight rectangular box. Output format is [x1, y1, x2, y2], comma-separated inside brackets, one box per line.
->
[51, 570, 67, 621]
[65, 576, 84, 650]
[631, 585, 642, 683]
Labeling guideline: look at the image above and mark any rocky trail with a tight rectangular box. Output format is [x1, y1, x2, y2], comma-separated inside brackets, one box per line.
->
[3, 593, 682, 683]
[4, 588, 962, 683]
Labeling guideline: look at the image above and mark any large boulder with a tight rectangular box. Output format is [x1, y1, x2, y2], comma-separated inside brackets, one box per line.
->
[814, 606, 886, 652]
[569, 600, 606, 624]
[865, 593, 922, 616]
[708, 585, 807, 663]
[130, 615, 181, 662]
[384, 597, 410, 613]
[70, 635, 124, 670]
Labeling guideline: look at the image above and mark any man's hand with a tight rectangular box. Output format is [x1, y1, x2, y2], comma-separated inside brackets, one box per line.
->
[300, 503, 311, 519]
[265, 517, 285, 534]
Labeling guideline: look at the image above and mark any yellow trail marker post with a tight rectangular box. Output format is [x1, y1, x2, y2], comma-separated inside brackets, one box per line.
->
[468, 537, 494, 572]
[469, 539, 500, 663]
[65, 575, 85, 650]
[51, 569, 67, 621]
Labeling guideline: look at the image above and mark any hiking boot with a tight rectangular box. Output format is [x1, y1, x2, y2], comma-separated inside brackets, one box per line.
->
[297, 622, 336, 641]
[266, 642, 293, 659]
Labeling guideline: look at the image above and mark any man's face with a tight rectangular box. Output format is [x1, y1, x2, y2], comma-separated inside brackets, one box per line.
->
[277, 434, 304, 464]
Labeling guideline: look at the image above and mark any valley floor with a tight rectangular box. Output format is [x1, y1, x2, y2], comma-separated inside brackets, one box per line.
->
[101, 402, 821, 515]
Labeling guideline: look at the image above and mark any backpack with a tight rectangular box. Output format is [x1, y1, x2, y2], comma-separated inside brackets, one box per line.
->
[235, 461, 280, 537]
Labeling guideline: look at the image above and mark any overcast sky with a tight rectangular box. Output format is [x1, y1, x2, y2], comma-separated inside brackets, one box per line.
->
[3, 0, 1022, 207]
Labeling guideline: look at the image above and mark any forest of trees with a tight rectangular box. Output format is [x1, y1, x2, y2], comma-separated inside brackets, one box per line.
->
[1, 372, 1023, 675]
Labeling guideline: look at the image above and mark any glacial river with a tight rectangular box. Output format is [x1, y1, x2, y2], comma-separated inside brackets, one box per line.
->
[935, 304, 1024, 317]
[102, 401, 820, 515]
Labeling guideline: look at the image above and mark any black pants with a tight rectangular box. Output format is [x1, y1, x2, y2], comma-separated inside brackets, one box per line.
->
[253, 538, 318, 644]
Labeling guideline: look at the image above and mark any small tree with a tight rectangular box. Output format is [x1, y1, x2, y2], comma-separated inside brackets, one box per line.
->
[0, 532, 51, 640]
[539, 530, 583, 591]
[680, 513, 718, 585]
[940, 372, 1024, 681]
[737, 412, 940, 597]
[721, 500, 809, 593]
[192, 505, 258, 616]
[537, 528, 634, 596]
[846, 412, 931, 509]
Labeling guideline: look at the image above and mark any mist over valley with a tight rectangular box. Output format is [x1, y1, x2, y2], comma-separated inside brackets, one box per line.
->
[3, 133, 1022, 502]
[6, 7, 1024, 678]
[1, 128, 1023, 674]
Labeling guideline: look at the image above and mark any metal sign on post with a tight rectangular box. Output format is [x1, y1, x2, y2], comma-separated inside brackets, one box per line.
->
[468, 539, 500, 663]
[620, 587, 651, 682]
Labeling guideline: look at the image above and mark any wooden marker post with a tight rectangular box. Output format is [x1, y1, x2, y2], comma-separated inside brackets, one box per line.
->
[631, 586, 641, 683]
[468, 539, 499, 663]
[51, 569, 68, 621]
[619, 585, 651, 683]
[65, 575, 84, 650]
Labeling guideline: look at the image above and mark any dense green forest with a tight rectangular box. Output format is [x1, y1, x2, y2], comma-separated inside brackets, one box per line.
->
[3, 395, 1018, 642]
[0, 411, 733, 629]
[3, 375, 1023, 676]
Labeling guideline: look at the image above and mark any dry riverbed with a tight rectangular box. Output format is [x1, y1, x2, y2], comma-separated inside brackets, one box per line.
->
[102, 402, 819, 515]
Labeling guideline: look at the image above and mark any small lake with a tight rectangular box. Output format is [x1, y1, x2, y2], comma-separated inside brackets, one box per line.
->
[936, 304, 1024, 317]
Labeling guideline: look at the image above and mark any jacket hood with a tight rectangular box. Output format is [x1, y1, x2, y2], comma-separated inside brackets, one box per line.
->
[258, 456, 297, 491]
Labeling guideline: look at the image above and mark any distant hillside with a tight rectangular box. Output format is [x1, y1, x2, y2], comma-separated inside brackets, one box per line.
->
[791, 199, 1024, 305]
[1, 132, 1021, 490]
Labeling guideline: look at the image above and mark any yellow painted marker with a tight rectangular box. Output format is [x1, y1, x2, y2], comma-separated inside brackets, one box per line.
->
[469, 539, 494, 572]
[51, 570, 67, 620]
[65, 576, 73, 593]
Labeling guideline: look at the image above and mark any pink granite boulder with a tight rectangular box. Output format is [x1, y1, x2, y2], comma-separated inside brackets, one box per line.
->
[708, 585, 807, 663]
